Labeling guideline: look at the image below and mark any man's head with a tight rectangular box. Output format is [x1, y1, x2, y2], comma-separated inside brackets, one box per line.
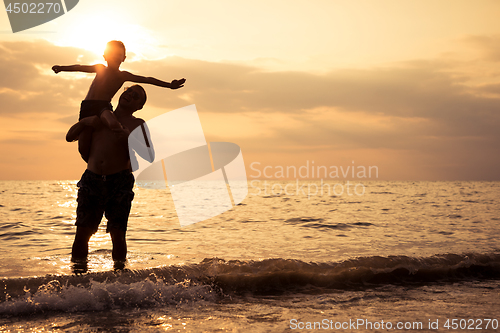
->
[104, 40, 126, 66]
[119, 85, 147, 112]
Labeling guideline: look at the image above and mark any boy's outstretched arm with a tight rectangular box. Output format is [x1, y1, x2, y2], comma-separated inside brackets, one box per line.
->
[52, 64, 102, 74]
[122, 71, 186, 89]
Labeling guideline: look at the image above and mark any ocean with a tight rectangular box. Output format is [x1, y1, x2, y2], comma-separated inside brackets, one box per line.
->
[0, 180, 499, 332]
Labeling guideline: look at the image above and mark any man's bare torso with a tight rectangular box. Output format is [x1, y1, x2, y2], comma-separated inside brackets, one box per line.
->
[87, 114, 144, 175]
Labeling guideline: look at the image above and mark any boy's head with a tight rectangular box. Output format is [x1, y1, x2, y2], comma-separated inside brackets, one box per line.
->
[104, 40, 126, 66]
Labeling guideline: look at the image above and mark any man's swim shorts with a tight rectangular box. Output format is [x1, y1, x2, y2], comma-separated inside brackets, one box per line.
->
[75, 169, 135, 234]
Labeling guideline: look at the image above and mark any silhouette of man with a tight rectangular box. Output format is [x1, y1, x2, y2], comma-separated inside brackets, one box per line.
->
[66, 85, 150, 265]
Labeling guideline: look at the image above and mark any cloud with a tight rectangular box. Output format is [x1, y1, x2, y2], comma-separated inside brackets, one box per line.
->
[136, 57, 500, 168]
[128, 56, 500, 139]
[0, 39, 499, 180]
[0, 40, 98, 118]
[461, 34, 500, 62]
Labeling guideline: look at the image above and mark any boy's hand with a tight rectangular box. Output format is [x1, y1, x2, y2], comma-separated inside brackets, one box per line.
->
[52, 65, 61, 74]
[170, 78, 186, 89]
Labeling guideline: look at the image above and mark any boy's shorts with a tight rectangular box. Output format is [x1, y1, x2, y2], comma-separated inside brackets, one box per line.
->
[75, 169, 135, 234]
[79, 100, 113, 120]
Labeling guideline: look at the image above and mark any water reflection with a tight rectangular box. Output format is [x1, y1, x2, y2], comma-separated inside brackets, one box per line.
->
[71, 258, 88, 274]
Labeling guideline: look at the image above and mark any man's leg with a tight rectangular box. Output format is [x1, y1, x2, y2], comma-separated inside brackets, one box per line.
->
[109, 228, 127, 261]
[105, 171, 135, 263]
[71, 226, 94, 261]
[74, 170, 103, 261]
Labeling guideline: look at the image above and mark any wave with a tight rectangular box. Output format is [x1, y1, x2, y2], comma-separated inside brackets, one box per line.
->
[284, 218, 374, 231]
[1, 252, 499, 315]
[205, 252, 500, 293]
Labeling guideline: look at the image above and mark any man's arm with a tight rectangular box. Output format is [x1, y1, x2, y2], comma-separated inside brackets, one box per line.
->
[66, 116, 99, 142]
[122, 71, 186, 89]
[52, 64, 101, 74]
[66, 116, 100, 163]
[128, 121, 155, 163]
[128, 120, 155, 172]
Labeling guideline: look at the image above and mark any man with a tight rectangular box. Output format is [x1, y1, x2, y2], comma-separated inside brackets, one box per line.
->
[66, 85, 149, 264]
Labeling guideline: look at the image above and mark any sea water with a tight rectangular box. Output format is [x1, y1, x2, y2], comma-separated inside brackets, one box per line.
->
[0, 180, 499, 332]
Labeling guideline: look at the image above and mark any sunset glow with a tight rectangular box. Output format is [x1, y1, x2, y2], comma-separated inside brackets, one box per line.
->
[53, 13, 158, 61]
[0, 1, 500, 180]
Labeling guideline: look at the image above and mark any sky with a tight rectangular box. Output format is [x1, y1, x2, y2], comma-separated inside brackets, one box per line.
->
[0, 0, 500, 180]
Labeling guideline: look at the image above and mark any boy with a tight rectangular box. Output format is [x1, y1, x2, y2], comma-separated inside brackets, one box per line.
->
[53, 40, 185, 159]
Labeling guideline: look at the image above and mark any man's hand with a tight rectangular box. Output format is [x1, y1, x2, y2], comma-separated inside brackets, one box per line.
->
[170, 78, 186, 89]
[81, 115, 100, 128]
[66, 116, 100, 142]
[112, 125, 131, 140]
[52, 65, 61, 74]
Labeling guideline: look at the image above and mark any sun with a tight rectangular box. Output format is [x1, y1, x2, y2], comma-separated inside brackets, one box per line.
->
[52, 11, 159, 61]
